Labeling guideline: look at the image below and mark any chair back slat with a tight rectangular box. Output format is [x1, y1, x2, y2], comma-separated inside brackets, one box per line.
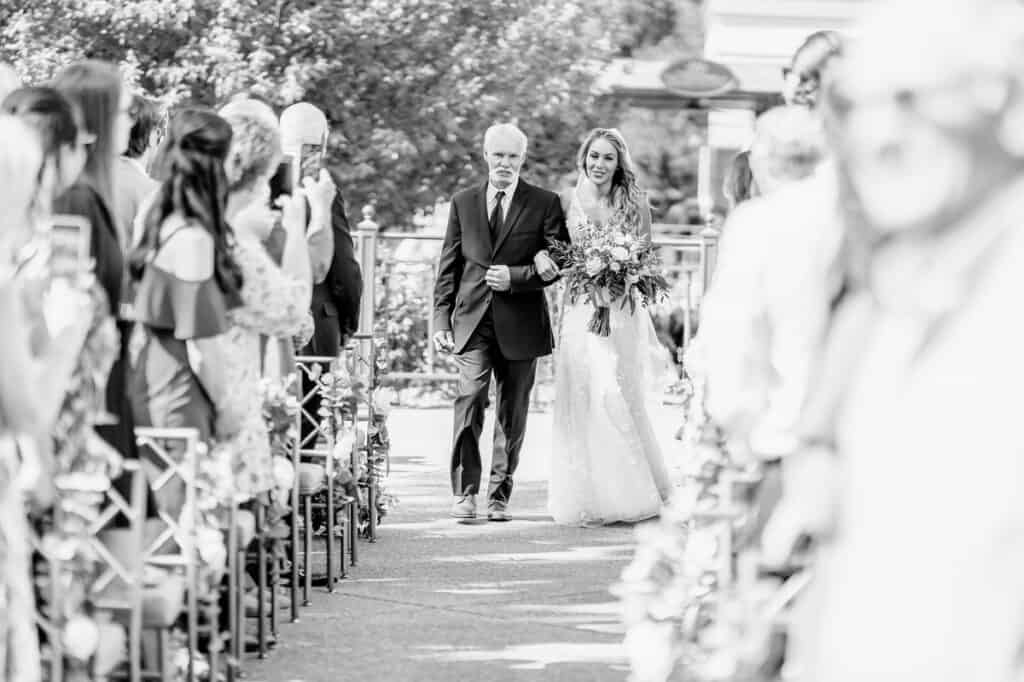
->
[133, 426, 202, 682]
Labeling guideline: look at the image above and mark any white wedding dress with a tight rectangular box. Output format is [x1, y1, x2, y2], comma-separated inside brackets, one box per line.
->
[548, 191, 673, 526]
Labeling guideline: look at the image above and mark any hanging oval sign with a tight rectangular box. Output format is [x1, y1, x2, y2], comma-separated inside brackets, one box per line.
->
[661, 57, 739, 98]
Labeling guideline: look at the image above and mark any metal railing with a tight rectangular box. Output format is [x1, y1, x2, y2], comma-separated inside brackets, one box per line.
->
[351, 206, 720, 386]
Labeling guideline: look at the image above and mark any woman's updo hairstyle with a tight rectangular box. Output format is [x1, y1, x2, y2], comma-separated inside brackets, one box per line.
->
[217, 98, 282, 195]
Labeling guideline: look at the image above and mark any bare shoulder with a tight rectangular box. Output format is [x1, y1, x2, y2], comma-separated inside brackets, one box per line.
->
[557, 188, 574, 215]
[151, 220, 215, 282]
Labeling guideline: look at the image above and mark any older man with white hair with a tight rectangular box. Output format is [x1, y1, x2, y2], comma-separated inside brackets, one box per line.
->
[791, 1, 1024, 680]
[433, 122, 568, 522]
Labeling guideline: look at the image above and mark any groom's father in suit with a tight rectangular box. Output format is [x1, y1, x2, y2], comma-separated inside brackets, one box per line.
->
[433, 123, 567, 521]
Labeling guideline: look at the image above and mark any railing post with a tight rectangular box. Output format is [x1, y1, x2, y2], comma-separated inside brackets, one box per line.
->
[699, 224, 720, 294]
[426, 278, 437, 372]
[355, 205, 379, 345]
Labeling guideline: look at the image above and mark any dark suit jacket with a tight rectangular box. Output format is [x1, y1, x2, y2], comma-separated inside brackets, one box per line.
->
[433, 178, 568, 360]
[303, 169, 362, 358]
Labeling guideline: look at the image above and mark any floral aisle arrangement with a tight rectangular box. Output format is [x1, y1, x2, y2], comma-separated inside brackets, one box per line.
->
[260, 375, 300, 545]
[547, 220, 669, 336]
[361, 387, 398, 536]
[305, 362, 357, 538]
[0, 433, 41, 682]
[35, 279, 124, 679]
[329, 343, 398, 538]
[613, 372, 786, 682]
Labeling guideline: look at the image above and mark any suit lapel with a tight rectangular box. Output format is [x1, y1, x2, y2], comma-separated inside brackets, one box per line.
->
[492, 181, 528, 255]
[474, 182, 493, 254]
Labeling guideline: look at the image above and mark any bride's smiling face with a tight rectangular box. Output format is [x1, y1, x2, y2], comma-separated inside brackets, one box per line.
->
[585, 138, 618, 189]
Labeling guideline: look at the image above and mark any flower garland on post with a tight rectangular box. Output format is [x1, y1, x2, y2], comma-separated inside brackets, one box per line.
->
[303, 362, 357, 539]
[614, 371, 785, 682]
[315, 340, 398, 540]
[261, 374, 301, 552]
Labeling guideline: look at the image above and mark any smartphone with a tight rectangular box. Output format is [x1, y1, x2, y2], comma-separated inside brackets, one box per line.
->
[268, 155, 295, 207]
[47, 214, 91, 278]
[297, 142, 325, 183]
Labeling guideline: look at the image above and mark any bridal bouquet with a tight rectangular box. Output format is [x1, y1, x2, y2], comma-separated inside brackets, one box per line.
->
[548, 223, 669, 336]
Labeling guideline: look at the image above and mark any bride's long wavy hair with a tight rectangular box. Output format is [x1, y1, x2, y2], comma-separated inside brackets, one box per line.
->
[576, 128, 644, 229]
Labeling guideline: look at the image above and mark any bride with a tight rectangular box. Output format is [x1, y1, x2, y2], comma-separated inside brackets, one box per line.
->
[544, 128, 673, 526]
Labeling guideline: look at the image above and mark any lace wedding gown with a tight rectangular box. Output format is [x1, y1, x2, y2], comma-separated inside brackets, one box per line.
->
[548, 192, 672, 526]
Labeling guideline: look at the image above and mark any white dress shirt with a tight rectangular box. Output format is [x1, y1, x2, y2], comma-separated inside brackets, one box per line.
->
[486, 176, 518, 224]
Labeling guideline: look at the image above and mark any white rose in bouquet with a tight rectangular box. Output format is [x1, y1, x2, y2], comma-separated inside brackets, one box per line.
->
[585, 257, 605, 276]
[611, 246, 630, 262]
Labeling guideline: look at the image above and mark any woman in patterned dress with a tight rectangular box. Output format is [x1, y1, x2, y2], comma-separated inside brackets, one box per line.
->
[216, 98, 334, 498]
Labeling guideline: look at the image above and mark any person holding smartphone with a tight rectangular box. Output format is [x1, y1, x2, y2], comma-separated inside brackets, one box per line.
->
[217, 98, 336, 502]
[279, 103, 364, 446]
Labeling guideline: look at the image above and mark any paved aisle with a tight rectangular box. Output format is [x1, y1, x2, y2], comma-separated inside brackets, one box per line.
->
[249, 407, 680, 682]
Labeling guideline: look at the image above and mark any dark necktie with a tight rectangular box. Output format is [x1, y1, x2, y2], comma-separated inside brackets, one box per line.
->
[489, 190, 505, 238]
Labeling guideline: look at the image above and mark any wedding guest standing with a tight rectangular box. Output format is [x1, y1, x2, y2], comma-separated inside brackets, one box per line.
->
[115, 94, 161, 246]
[3, 87, 90, 214]
[129, 108, 243, 514]
[52, 60, 139, 464]
[794, 3, 1024, 679]
[0, 114, 48, 682]
[2, 87, 97, 441]
[0, 114, 94, 682]
[276, 102, 363, 444]
[218, 98, 334, 497]
[688, 105, 832, 460]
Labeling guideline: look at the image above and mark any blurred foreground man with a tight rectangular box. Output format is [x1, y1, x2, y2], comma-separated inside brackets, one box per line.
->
[791, 1, 1024, 680]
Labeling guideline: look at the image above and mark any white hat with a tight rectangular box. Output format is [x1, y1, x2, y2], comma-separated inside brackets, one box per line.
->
[279, 102, 328, 146]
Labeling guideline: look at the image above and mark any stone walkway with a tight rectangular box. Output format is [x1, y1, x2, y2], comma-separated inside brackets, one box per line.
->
[246, 406, 681, 682]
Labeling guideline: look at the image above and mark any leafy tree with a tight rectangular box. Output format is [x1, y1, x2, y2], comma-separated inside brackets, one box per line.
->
[2, 0, 629, 226]
[609, 0, 708, 222]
